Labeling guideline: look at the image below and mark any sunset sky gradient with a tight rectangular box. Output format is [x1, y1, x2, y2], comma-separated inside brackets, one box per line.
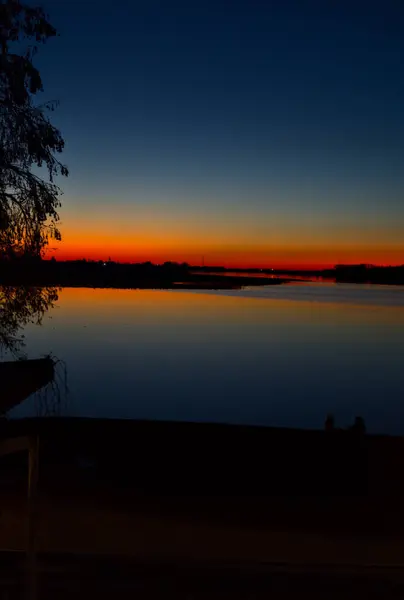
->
[39, 0, 404, 268]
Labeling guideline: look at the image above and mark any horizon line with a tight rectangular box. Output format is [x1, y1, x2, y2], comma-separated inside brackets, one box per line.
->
[40, 257, 404, 271]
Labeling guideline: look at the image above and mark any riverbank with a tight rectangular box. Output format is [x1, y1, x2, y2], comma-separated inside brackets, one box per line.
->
[2, 417, 404, 599]
[1, 417, 404, 533]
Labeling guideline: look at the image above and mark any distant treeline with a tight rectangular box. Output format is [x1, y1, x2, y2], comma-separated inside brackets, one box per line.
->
[193, 263, 404, 284]
[1, 258, 404, 287]
[0, 258, 284, 289]
[334, 264, 404, 285]
[0, 258, 191, 288]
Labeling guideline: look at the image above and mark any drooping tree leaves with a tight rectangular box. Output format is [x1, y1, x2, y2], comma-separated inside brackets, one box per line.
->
[0, 284, 58, 356]
[0, 0, 68, 259]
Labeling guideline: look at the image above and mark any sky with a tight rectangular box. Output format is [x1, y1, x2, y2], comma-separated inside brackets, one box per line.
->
[34, 0, 404, 268]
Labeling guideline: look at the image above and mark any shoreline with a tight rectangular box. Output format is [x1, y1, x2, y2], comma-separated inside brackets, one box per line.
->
[2, 416, 404, 496]
[2, 417, 404, 571]
[0, 269, 289, 290]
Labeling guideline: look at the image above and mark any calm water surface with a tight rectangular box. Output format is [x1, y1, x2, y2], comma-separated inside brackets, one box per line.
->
[8, 284, 404, 434]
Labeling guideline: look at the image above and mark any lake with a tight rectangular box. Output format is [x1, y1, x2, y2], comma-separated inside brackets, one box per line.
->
[7, 283, 404, 434]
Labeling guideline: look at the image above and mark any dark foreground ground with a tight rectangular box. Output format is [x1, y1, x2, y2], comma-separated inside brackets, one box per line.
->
[2, 418, 404, 597]
[2, 553, 404, 599]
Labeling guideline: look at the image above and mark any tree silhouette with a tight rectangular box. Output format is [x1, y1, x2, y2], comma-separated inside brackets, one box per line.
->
[0, 0, 67, 259]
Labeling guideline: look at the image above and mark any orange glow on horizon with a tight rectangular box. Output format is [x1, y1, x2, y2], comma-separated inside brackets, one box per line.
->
[47, 213, 404, 270]
[47, 244, 404, 271]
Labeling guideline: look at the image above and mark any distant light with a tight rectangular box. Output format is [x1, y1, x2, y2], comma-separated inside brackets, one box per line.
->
[103, 262, 107, 266]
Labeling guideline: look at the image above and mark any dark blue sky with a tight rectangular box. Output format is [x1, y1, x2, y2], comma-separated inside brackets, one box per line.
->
[37, 0, 404, 266]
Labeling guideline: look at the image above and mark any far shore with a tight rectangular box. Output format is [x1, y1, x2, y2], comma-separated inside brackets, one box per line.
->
[2, 259, 404, 287]
[0, 260, 290, 289]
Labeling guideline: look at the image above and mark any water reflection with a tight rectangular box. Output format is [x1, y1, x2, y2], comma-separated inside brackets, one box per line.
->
[0, 286, 67, 416]
[11, 286, 404, 434]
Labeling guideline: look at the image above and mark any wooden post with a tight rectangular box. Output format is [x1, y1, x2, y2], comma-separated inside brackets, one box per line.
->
[0, 435, 40, 599]
[27, 436, 39, 600]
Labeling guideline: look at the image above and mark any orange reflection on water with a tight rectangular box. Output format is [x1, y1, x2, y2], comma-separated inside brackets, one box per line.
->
[57, 287, 404, 329]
